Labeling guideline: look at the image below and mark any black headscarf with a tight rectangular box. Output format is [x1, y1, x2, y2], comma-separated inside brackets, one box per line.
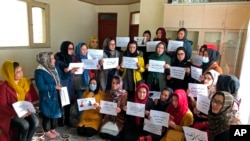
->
[56, 41, 74, 66]
[123, 40, 138, 57]
[202, 45, 220, 72]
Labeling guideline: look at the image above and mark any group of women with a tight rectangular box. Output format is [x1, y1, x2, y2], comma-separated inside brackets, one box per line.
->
[0, 28, 241, 141]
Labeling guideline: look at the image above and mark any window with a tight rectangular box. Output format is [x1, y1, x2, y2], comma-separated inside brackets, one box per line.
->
[0, 0, 50, 48]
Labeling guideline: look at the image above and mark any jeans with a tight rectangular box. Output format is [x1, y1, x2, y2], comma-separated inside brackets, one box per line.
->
[41, 114, 57, 132]
[11, 113, 39, 141]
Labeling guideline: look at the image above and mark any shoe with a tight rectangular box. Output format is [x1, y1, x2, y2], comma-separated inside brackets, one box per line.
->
[58, 118, 64, 127]
[50, 129, 60, 137]
[44, 131, 56, 139]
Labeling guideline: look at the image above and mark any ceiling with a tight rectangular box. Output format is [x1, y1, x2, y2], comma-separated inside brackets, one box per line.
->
[79, 0, 140, 5]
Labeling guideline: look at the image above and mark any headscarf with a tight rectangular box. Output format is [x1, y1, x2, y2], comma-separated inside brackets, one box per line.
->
[159, 87, 173, 107]
[103, 37, 116, 58]
[88, 36, 99, 49]
[133, 83, 150, 126]
[36, 52, 60, 85]
[110, 76, 126, 102]
[148, 42, 168, 81]
[173, 47, 188, 64]
[206, 69, 220, 86]
[208, 91, 233, 141]
[166, 89, 189, 125]
[88, 78, 100, 94]
[1, 60, 31, 101]
[176, 28, 188, 41]
[153, 27, 168, 43]
[75, 42, 89, 87]
[58, 41, 74, 66]
[202, 44, 220, 72]
[123, 40, 138, 57]
[143, 30, 151, 41]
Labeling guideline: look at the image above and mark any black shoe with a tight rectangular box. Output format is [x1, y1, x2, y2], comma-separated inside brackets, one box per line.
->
[58, 118, 64, 127]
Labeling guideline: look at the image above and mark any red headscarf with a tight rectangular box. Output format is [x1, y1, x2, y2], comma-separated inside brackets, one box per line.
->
[166, 89, 189, 125]
[134, 83, 150, 126]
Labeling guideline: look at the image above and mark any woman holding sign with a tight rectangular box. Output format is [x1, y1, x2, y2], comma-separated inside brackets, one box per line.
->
[35, 52, 62, 139]
[120, 40, 145, 101]
[0, 61, 39, 141]
[77, 78, 104, 138]
[146, 42, 171, 91]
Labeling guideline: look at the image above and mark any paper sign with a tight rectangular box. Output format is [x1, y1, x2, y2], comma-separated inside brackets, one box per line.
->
[68, 63, 84, 74]
[167, 40, 184, 52]
[81, 59, 99, 70]
[148, 60, 165, 73]
[192, 55, 203, 67]
[188, 83, 208, 97]
[197, 94, 210, 115]
[183, 126, 208, 141]
[116, 37, 130, 47]
[60, 87, 70, 107]
[146, 41, 160, 52]
[149, 91, 161, 100]
[170, 66, 186, 80]
[134, 36, 147, 46]
[77, 98, 96, 111]
[150, 110, 169, 127]
[126, 101, 145, 117]
[122, 57, 138, 69]
[191, 66, 202, 81]
[88, 49, 103, 60]
[103, 58, 119, 69]
[100, 100, 117, 116]
[143, 119, 162, 135]
[12, 101, 36, 118]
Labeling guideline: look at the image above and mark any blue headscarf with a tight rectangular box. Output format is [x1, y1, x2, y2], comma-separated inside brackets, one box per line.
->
[75, 42, 89, 87]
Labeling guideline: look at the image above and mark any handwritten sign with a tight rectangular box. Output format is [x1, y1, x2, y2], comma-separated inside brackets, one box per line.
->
[122, 57, 138, 69]
[134, 36, 147, 46]
[183, 126, 208, 141]
[188, 83, 208, 97]
[150, 110, 169, 127]
[192, 55, 203, 67]
[197, 94, 210, 115]
[167, 40, 184, 52]
[12, 101, 36, 118]
[148, 60, 165, 73]
[126, 101, 145, 117]
[100, 100, 117, 116]
[88, 49, 103, 60]
[170, 66, 186, 80]
[149, 91, 161, 100]
[146, 41, 160, 52]
[60, 87, 70, 107]
[143, 119, 162, 135]
[191, 66, 202, 82]
[116, 37, 130, 47]
[68, 62, 84, 74]
[77, 98, 96, 111]
[81, 59, 99, 70]
[103, 58, 119, 69]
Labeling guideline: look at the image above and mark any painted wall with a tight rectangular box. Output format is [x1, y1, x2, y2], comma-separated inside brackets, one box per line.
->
[139, 0, 166, 37]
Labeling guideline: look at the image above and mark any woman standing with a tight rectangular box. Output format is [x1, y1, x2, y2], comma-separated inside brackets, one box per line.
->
[0, 61, 39, 141]
[35, 52, 62, 139]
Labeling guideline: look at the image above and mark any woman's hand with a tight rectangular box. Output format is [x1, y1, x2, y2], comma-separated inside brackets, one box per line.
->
[56, 85, 61, 90]
[164, 64, 170, 69]
[186, 67, 190, 74]
[99, 59, 104, 66]
[116, 107, 121, 113]
[94, 103, 101, 111]
[123, 106, 127, 111]
[169, 120, 176, 129]
[21, 110, 31, 118]
[136, 62, 140, 69]
[145, 64, 149, 69]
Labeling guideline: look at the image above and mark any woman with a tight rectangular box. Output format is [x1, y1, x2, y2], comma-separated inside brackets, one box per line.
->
[143, 30, 151, 42]
[154, 87, 173, 112]
[146, 42, 171, 91]
[97, 37, 122, 91]
[55, 41, 78, 127]
[121, 40, 145, 100]
[35, 52, 62, 139]
[88, 36, 99, 49]
[167, 47, 192, 91]
[153, 27, 168, 45]
[0, 61, 39, 141]
[208, 91, 234, 141]
[99, 76, 127, 141]
[77, 78, 104, 138]
[123, 83, 158, 141]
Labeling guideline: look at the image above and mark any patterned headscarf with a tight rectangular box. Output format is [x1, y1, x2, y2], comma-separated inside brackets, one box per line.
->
[208, 91, 233, 141]
[166, 89, 189, 125]
[1, 60, 30, 101]
[36, 52, 60, 85]
[110, 76, 126, 102]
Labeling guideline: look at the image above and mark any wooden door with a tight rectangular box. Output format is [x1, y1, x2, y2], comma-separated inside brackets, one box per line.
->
[98, 13, 117, 48]
[129, 11, 139, 40]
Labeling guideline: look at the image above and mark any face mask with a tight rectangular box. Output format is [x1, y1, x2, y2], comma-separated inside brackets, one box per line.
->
[202, 57, 209, 63]
[89, 84, 97, 91]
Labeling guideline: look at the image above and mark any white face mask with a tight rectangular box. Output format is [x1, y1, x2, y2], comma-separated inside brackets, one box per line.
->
[202, 57, 209, 63]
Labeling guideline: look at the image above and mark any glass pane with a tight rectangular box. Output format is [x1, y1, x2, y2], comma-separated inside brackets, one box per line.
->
[100, 14, 117, 20]
[131, 13, 140, 25]
[32, 7, 46, 43]
[220, 31, 244, 75]
[204, 31, 222, 49]
[0, 0, 29, 46]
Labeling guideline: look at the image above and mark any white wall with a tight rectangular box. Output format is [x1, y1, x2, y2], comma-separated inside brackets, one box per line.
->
[139, 0, 166, 37]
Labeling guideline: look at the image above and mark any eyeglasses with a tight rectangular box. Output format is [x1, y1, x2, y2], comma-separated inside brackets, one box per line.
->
[212, 99, 224, 106]
[177, 53, 184, 56]
[68, 48, 74, 50]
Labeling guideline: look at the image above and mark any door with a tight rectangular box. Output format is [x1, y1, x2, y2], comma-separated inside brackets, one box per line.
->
[98, 13, 117, 48]
[129, 11, 139, 40]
